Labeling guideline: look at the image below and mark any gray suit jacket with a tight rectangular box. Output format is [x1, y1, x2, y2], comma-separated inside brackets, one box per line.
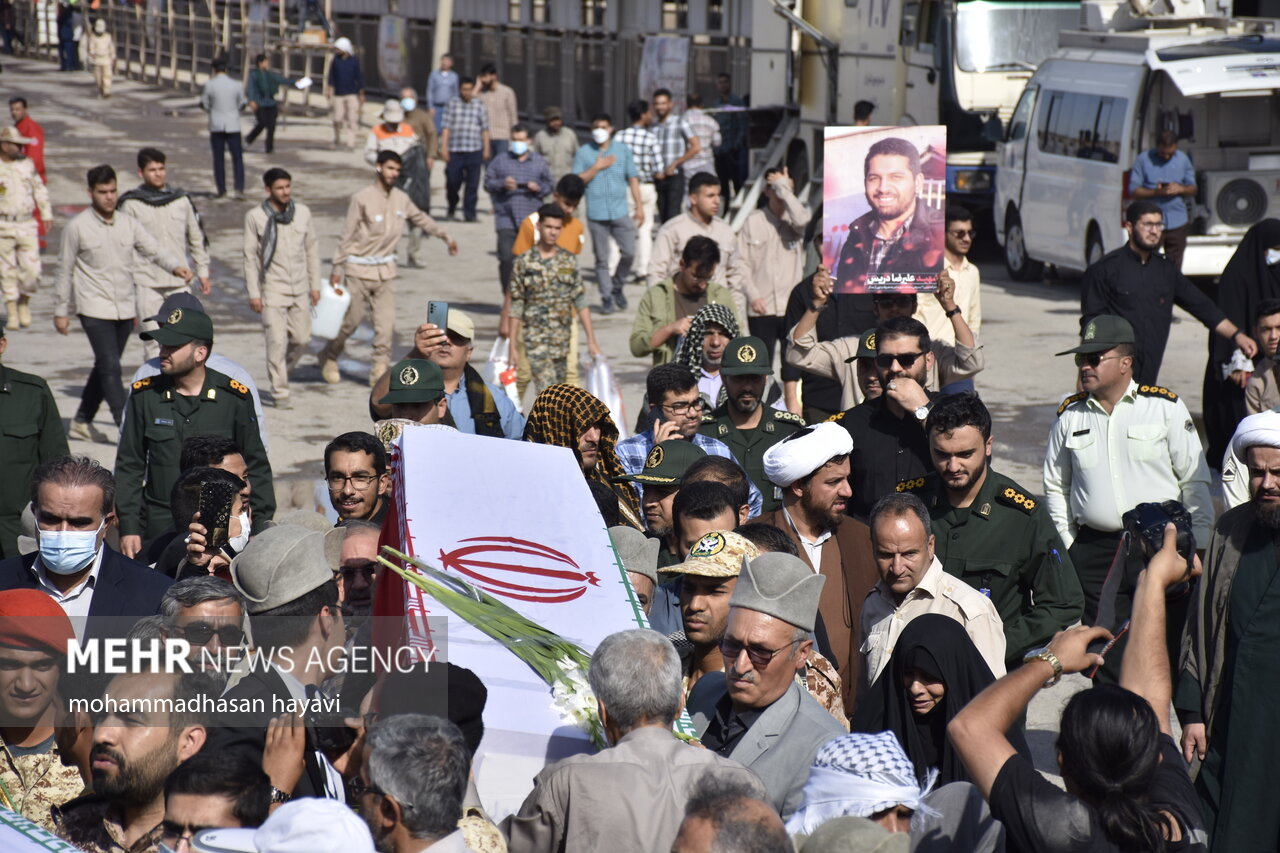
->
[688, 678, 845, 819]
[200, 73, 246, 133]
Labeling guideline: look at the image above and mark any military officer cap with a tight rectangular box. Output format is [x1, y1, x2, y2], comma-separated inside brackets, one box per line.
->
[379, 358, 446, 404]
[844, 329, 878, 363]
[613, 439, 706, 486]
[140, 307, 215, 345]
[147, 291, 205, 323]
[1056, 314, 1135, 356]
[721, 336, 771, 376]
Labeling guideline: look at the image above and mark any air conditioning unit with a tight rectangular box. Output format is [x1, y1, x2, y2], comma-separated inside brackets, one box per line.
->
[1202, 170, 1280, 235]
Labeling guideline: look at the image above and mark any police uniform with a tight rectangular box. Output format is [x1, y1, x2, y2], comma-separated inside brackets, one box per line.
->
[1043, 315, 1210, 681]
[114, 309, 275, 542]
[0, 129, 51, 328]
[907, 468, 1084, 670]
[0, 347, 68, 558]
[698, 337, 804, 512]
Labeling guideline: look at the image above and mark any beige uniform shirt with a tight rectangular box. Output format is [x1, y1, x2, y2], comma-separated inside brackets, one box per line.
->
[861, 557, 1007, 686]
[477, 82, 518, 140]
[242, 202, 320, 300]
[1043, 379, 1213, 547]
[118, 193, 211, 289]
[914, 256, 982, 344]
[785, 321, 985, 410]
[0, 157, 50, 221]
[647, 211, 750, 317]
[738, 185, 812, 317]
[332, 183, 449, 281]
[55, 208, 183, 319]
[86, 32, 113, 66]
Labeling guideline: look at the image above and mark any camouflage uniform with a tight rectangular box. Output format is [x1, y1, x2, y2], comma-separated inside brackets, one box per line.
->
[0, 156, 51, 307]
[373, 418, 455, 454]
[0, 737, 86, 833]
[55, 793, 164, 853]
[509, 246, 585, 391]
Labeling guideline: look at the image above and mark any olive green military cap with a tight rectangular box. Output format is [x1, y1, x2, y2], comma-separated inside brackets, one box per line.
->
[720, 336, 772, 376]
[379, 359, 446, 404]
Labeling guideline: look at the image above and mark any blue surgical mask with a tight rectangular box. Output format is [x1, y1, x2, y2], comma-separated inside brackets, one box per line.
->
[510, 140, 529, 156]
[39, 522, 104, 576]
[1266, 248, 1280, 266]
[400, 97, 416, 112]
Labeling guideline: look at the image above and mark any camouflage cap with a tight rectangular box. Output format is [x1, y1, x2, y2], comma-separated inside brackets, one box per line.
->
[720, 336, 771, 376]
[664, 530, 759, 578]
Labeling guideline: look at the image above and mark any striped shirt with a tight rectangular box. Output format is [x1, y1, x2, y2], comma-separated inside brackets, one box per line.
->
[653, 113, 695, 174]
[615, 125, 663, 183]
[682, 108, 721, 179]
[441, 97, 490, 152]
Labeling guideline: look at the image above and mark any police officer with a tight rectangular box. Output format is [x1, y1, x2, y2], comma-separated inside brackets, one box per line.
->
[910, 393, 1082, 672]
[0, 324, 68, 557]
[1044, 314, 1210, 681]
[114, 308, 275, 558]
[698, 336, 804, 512]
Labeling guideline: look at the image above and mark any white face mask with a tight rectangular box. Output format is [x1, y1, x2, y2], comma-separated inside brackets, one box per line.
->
[591, 127, 611, 145]
[223, 511, 251, 558]
[400, 97, 416, 112]
[1266, 248, 1280, 266]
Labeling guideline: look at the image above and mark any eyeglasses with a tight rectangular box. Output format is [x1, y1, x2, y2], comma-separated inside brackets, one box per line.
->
[947, 229, 975, 239]
[1074, 352, 1124, 368]
[719, 637, 802, 669]
[661, 399, 705, 415]
[1134, 220, 1165, 231]
[160, 822, 215, 846]
[175, 622, 245, 647]
[326, 473, 379, 490]
[341, 560, 378, 581]
[874, 352, 924, 369]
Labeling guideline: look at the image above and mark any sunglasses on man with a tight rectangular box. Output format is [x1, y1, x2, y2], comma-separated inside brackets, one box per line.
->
[874, 351, 924, 369]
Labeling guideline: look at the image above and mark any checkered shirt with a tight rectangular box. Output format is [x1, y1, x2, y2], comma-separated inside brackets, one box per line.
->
[616, 125, 663, 183]
[867, 213, 914, 276]
[615, 430, 763, 517]
[653, 113, 695, 173]
[441, 97, 490, 153]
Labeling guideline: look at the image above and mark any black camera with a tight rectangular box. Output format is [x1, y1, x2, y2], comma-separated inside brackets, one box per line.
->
[1122, 500, 1195, 578]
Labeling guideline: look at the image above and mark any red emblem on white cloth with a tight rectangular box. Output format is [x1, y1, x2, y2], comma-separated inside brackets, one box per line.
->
[439, 536, 601, 603]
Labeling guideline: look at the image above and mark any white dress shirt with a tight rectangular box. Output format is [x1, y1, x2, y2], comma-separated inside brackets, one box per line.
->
[32, 546, 105, 641]
[781, 507, 832, 570]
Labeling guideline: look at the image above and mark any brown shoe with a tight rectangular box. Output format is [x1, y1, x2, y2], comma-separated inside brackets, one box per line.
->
[4, 301, 16, 330]
[321, 357, 341, 385]
[16, 296, 31, 328]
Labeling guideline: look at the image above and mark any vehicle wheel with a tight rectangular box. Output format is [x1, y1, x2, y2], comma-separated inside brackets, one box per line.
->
[1004, 208, 1045, 281]
[1085, 227, 1105, 269]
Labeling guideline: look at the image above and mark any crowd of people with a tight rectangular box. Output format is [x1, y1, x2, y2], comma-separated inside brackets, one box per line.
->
[2, 33, 1280, 853]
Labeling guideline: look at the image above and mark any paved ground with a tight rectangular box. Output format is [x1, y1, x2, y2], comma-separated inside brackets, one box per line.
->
[15, 56, 1209, 774]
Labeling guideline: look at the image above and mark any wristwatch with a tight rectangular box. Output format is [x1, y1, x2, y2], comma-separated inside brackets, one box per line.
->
[269, 786, 291, 805]
[944, 306, 962, 318]
[913, 403, 931, 422]
[1023, 646, 1063, 687]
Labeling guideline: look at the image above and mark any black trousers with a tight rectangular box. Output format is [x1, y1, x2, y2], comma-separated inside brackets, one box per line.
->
[655, 173, 686, 224]
[210, 131, 244, 195]
[246, 105, 278, 152]
[748, 315, 787, 368]
[76, 315, 132, 425]
[445, 151, 483, 221]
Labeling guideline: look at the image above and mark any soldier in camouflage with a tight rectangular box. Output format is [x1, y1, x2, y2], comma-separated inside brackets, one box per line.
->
[0, 126, 51, 330]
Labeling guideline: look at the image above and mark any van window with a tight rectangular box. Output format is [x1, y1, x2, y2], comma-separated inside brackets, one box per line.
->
[1036, 90, 1127, 163]
[1007, 85, 1038, 142]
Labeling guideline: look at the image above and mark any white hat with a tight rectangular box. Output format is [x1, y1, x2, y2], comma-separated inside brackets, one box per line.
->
[380, 98, 404, 123]
[333, 37, 354, 55]
[191, 798, 375, 853]
[1232, 409, 1280, 460]
[762, 421, 854, 489]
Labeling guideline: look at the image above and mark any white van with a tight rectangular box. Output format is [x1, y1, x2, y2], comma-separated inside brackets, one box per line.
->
[994, 22, 1280, 279]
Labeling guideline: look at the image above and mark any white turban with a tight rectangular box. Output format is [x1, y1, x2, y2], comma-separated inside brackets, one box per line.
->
[1231, 410, 1280, 460]
[763, 421, 854, 488]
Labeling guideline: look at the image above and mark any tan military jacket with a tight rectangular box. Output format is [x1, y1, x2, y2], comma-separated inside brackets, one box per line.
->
[119, 193, 211, 289]
[0, 157, 51, 222]
[242, 201, 320, 300]
[332, 183, 449, 281]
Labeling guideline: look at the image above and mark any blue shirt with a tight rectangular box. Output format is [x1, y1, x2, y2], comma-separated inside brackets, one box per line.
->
[615, 429, 764, 518]
[572, 139, 638, 222]
[1129, 148, 1195, 230]
[483, 150, 553, 232]
[328, 55, 364, 96]
[427, 69, 458, 106]
[447, 381, 525, 440]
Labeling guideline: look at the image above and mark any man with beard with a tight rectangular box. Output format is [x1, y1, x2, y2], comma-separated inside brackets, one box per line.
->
[337, 520, 378, 632]
[912, 393, 1083, 672]
[1178, 409, 1280, 849]
[0, 590, 83, 831]
[118, 148, 211, 360]
[114, 308, 274, 553]
[324, 432, 390, 526]
[835, 137, 944, 293]
[161, 750, 270, 848]
[831, 315, 939, 521]
[699, 337, 804, 513]
[55, 670, 211, 853]
[757, 421, 877, 715]
[1045, 315, 1211, 682]
[1081, 200, 1252, 385]
[672, 303, 738, 406]
[615, 439, 707, 567]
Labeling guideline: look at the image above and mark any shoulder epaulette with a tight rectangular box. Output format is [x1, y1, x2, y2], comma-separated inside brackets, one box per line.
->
[896, 475, 930, 493]
[226, 378, 250, 398]
[701, 411, 716, 424]
[131, 377, 153, 391]
[825, 411, 846, 422]
[996, 485, 1038, 515]
[1137, 384, 1178, 402]
[1056, 392, 1087, 417]
[772, 410, 804, 425]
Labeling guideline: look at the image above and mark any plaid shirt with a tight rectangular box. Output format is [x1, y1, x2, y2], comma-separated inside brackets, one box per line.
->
[615, 430, 763, 517]
[441, 97, 489, 153]
[483, 150, 553, 231]
[615, 125, 663, 183]
[682, 108, 721, 178]
[653, 113, 695, 175]
[867, 213, 914, 276]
